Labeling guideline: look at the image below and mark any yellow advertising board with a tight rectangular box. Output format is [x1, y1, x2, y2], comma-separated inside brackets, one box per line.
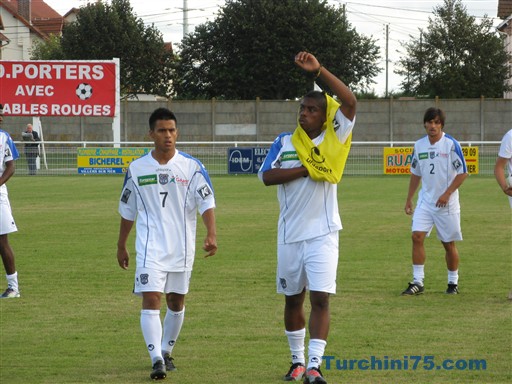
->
[383, 147, 478, 175]
[77, 147, 151, 174]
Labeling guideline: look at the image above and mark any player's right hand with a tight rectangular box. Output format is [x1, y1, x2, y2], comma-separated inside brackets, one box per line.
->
[117, 249, 129, 269]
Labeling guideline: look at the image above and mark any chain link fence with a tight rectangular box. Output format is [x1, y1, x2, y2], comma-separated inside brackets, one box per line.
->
[12, 141, 502, 177]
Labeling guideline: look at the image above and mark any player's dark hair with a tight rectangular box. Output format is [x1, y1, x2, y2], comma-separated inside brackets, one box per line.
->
[423, 107, 445, 127]
[302, 91, 327, 113]
[149, 108, 177, 130]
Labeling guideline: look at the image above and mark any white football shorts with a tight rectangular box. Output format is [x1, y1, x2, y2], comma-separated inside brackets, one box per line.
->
[0, 193, 17, 235]
[412, 204, 462, 242]
[277, 231, 339, 295]
[133, 267, 191, 296]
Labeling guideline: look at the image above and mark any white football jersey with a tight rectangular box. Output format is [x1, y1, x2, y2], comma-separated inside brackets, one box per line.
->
[410, 132, 467, 212]
[118, 150, 215, 272]
[498, 129, 512, 178]
[258, 110, 355, 244]
[0, 129, 19, 195]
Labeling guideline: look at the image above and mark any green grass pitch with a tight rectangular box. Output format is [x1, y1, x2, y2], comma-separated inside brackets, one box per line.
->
[0, 174, 510, 383]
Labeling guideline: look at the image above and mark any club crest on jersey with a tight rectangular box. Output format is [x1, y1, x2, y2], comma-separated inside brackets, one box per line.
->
[430, 151, 436, 159]
[159, 174, 169, 185]
[197, 184, 212, 200]
[121, 188, 132, 203]
[140, 273, 149, 285]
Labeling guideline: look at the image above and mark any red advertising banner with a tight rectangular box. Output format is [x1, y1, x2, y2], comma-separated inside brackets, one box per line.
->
[0, 61, 117, 117]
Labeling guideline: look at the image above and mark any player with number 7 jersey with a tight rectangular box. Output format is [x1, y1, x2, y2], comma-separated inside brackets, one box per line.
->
[119, 151, 215, 271]
[116, 108, 217, 380]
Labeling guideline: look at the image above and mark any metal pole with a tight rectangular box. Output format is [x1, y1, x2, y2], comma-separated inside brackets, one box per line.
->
[183, 0, 189, 36]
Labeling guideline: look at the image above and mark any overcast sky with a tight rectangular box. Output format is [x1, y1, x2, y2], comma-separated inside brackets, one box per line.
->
[43, 0, 503, 96]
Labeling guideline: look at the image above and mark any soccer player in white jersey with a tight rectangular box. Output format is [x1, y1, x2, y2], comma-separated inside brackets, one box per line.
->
[117, 108, 217, 380]
[402, 107, 468, 296]
[0, 104, 21, 299]
[494, 129, 512, 300]
[494, 129, 512, 208]
[258, 52, 356, 384]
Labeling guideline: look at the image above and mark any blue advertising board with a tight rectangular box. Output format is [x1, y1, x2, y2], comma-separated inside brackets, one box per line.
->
[228, 147, 269, 174]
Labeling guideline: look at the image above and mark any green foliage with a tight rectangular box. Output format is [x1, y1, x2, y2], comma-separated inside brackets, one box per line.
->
[395, 0, 510, 98]
[31, 0, 173, 99]
[0, 175, 510, 383]
[173, 0, 381, 100]
[30, 34, 65, 60]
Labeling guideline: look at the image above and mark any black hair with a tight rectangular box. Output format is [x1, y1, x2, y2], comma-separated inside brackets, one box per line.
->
[302, 91, 327, 112]
[149, 108, 177, 130]
[423, 107, 445, 126]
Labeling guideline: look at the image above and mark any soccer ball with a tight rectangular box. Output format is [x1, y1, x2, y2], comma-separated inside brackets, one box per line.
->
[76, 83, 93, 100]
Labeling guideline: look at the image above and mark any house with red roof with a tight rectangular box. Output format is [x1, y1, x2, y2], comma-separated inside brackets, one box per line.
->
[0, 0, 63, 59]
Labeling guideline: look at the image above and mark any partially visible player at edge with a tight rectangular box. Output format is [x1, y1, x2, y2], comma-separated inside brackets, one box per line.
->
[116, 107, 217, 380]
[0, 103, 21, 299]
[493, 128, 512, 300]
[402, 107, 468, 296]
[259, 51, 357, 384]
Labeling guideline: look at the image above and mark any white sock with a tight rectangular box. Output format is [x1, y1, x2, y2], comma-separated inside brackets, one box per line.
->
[6, 272, 18, 292]
[140, 309, 163, 364]
[162, 307, 185, 356]
[285, 328, 305, 365]
[412, 265, 424, 285]
[448, 270, 459, 285]
[307, 339, 327, 369]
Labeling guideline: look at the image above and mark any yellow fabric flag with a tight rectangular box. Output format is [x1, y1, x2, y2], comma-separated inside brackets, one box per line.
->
[291, 94, 352, 184]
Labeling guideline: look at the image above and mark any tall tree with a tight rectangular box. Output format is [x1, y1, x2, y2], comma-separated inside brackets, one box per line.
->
[31, 34, 65, 60]
[173, 0, 380, 100]
[395, 0, 510, 98]
[31, 0, 173, 99]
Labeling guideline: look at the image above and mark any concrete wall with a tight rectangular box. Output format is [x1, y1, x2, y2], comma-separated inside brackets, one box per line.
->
[3, 98, 511, 143]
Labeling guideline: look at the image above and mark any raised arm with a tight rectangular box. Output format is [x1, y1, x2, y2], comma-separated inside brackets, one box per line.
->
[294, 51, 357, 121]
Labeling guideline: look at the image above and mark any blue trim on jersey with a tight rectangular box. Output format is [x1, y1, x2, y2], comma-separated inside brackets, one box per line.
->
[259, 132, 291, 173]
[126, 176, 151, 267]
[179, 151, 215, 192]
[121, 170, 131, 189]
[0, 129, 19, 160]
[445, 134, 467, 173]
[183, 169, 205, 269]
[321, 182, 333, 232]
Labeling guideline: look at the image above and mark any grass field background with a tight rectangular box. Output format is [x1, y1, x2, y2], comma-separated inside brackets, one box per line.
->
[0, 174, 510, 384]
